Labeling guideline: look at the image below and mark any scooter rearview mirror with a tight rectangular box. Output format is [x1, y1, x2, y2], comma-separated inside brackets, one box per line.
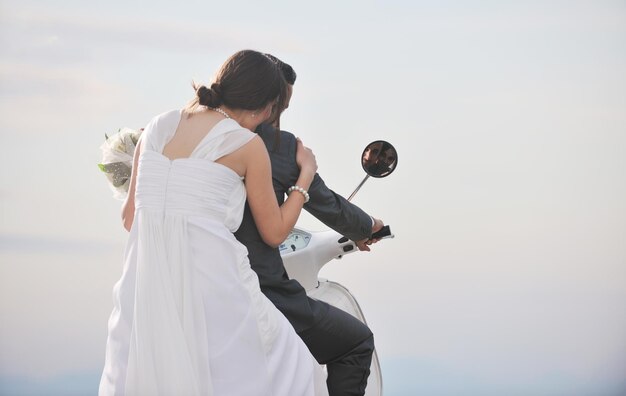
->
[361, 140, 398, 178]
[348, 140, 398, 201]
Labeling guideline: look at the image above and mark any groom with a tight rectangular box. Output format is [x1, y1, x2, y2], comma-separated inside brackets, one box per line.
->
[234, 55, 383, 396]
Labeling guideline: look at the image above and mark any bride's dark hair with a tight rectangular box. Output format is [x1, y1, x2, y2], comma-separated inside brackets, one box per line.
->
[187, 50, 286, 114]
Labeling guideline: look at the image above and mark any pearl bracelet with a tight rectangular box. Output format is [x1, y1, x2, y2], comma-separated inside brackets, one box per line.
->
[288, 185, 310, 203]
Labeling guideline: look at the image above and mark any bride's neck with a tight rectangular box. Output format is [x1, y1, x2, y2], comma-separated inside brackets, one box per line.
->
[221, 106, 259, 131]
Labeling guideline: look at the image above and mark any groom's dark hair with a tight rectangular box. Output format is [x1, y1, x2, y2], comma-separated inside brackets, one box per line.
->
[262, 54, 296, 130]
[264, 53, 297, 85]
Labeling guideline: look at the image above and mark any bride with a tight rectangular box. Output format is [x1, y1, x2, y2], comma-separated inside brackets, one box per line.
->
[99, 50, 328, 396]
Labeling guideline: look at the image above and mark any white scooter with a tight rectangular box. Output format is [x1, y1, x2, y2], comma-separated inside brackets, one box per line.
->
[280, 140, 397, 396]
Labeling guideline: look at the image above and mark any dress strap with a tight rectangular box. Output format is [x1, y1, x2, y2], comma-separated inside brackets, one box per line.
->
[141, 109, 184, 153]
[191, 119, 256, 161]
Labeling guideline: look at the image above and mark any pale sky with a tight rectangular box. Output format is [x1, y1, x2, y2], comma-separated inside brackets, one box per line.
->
[1, 1, 625, 395]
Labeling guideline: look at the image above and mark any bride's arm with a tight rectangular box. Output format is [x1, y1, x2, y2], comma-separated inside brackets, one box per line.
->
[122, 138, 142, 232]
[244, 136, 316, 247]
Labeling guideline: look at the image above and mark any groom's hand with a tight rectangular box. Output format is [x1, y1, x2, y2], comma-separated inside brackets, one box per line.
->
[355, 217, 384, 252]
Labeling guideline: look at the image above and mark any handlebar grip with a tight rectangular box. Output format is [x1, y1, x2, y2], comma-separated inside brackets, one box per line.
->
[371, 225, 391, 239]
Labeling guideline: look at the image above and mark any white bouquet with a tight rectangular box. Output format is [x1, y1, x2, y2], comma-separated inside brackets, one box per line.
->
[98, 127, 143, 200]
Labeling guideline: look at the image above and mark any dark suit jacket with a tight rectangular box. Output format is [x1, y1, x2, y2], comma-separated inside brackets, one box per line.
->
[234, 123, 373, 333]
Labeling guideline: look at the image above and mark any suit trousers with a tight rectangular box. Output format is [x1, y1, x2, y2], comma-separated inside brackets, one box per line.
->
[298, 301, 375, 396]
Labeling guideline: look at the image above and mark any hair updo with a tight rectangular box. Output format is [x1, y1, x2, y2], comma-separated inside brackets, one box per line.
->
[187, 50, 286, 114]
[196, 83, 223, 108]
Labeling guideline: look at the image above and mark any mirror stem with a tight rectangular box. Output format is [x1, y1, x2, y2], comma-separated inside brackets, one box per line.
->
[347, 174, 370, 202]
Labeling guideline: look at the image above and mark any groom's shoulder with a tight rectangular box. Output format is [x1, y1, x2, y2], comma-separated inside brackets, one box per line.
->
[256, 124, 297, 153]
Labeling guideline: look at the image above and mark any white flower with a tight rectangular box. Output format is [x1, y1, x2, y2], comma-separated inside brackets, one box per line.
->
[98, 127, 143, 200]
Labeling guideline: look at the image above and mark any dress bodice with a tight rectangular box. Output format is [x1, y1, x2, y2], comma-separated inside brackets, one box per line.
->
[134, 110, 255, 231]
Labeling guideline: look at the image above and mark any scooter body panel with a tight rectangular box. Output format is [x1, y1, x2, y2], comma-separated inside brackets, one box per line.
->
[281, 228, 383, 396]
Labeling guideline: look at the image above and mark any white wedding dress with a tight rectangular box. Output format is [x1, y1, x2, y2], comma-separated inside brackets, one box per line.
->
[99, 110, 328, 396]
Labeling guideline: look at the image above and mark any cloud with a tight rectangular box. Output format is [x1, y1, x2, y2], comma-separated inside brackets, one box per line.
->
[381, 1, 626, 34]
[0, 62, 125, 98]
[0, 5, 302, 133]
[0, 7, 300, 66]
[0, 234, 117, 256]
[0, 61, 133, 133]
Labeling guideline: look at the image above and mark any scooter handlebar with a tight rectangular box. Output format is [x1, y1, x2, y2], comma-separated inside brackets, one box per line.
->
[371, 225, 392, 239]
